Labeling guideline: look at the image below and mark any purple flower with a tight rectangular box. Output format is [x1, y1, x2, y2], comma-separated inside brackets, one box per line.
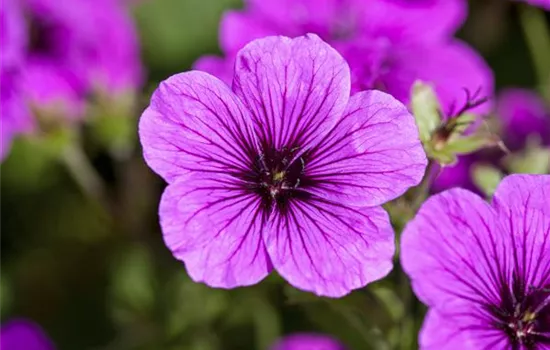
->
[401, 174, 550, 349]
[0, 70, 33, 160]
[270, 333, 346, 350]
[520, 0, 550, 10]
[0, 0, 32, 160]
[497, 88, 550, 151]
[0, 319, 55, 350]
[18, 0, 142, 118]
[195, 0, 493, 114]
[1, 0, 26, 68]
[140, 34, 427, 297]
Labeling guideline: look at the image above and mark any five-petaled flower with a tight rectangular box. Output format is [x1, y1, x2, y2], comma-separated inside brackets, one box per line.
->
[401, 174, 550, 349]
[140, 34, 427, 297]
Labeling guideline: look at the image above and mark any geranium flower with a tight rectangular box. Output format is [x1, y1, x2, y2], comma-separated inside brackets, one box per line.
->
[195, 0, 492, 114]
[401, 174, 550, 349]
[140, 34, 427, 297]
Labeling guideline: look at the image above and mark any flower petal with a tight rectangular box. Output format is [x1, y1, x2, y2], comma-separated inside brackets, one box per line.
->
[270, 333, 346, 350]
[497, 89, 550, 151]
[400, 188, 504, 308]
[265, 201, 394, 297]
[493, 174, 550, 215]
[232, 34, 350, 153]
[493, 175, 550, 291]
[220, 10, 276, 54]
[0, 319, 55, 350]
[159, 174, 272, 288]
[21, 58, 86, 119]
[193, 55, 234, 86]
[305, 90, 427, 206]
[139, 71, 258, 183]
[419, 309, 509, 350]
[358, 0, 467, 42]
[385, 40, 493, 115]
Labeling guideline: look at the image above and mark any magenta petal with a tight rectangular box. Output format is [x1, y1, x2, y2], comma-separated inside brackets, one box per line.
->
[386, 40, 493, 115]
[193, 55, 234, 86]
[419, 309, 509, 350]
[270, 333, 346, 350]
[21, 58, 85, 119]
[232, 34, 351, 153]
[492, 174, 550, 215]
[0, 0, 27, 69]
[265, 203, 394, 297]
[139, 71, 258, 183]
[497, 88, 550, 150]
[0, 319, 55, 350]
[521, 0, 550, 10]
[220, 11, 276, 54]
[401, 188, 502, 308]
[306, 90, 426, 206]
[160, 174, 272, 288]
[358, 0, 467, 42]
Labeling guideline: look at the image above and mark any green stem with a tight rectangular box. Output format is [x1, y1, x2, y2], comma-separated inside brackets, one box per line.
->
[62, 144, 109, 211]
[519, 5, 550, 93]
[410, 160, 435, 212]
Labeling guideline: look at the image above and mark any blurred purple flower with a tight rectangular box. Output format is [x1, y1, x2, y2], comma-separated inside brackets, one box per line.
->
[0, 319, 55, 350]
[497, 88, 550, 151]
[1, 71, 33, 160]
[140, 35, 426, 297]
[401, 174, 550, 349]
[270, 333, 346, 350]
[195, 0, 493, 114]
[520, 0, 550, 10]
[19, 0, 142, 117]
[0, 0, 33, 160]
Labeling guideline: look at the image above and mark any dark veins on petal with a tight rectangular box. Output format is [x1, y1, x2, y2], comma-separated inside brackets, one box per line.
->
[487, 273, 550, 349]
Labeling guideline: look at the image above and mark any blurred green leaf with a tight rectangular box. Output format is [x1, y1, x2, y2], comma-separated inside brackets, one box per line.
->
[472, 164, 504, 197]
[0, 273, 13, 317]
[110, 244, 156, 326]
[503, 145, 550, 174]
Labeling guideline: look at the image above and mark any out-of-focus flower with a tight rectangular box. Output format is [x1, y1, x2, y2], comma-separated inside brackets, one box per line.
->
[497, 88, 550, 151]
[401, 174, 550, 349]
[270, 333, 346, 350]
[20, 0, 142, 118]
[140, 35, 426, 297]
[0, 0, 33, 160]
[195, 0, 493, 114]
[520, 0, 550, 10]
[0, 319, 55, 350]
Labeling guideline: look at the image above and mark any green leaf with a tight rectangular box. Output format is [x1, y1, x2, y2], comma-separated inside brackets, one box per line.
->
[503, 146, 550, 174]
[472, 164, 504, 197]
[109, 244, 156, 326]
[442, 135, 499, 155]
[410, 81, 442, 143]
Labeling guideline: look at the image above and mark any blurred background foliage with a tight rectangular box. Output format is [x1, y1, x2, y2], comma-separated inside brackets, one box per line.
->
[0, 0, 547, 349]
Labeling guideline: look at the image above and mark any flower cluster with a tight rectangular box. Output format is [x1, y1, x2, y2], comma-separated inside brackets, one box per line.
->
[0, 0, 142, 160]
[195, 0, 493, 115]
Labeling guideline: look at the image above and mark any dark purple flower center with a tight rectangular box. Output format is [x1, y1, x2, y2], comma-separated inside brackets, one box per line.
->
[490, 277, 550, 349]
[28, 16, 58, 57]
[247, 146, 311, 214]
